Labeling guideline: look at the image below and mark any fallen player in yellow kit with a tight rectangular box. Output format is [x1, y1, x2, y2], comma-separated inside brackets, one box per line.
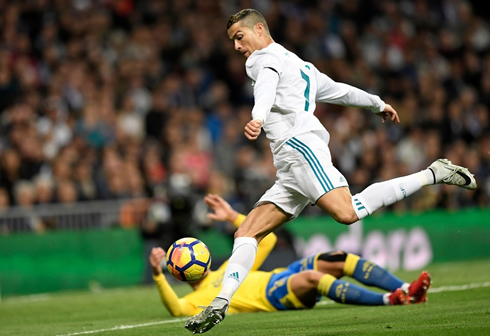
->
[150, 194, 431, 317]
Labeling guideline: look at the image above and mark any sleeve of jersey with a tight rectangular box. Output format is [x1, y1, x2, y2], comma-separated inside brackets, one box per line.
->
[153, 274, 200, 317]
[315, 70, 385, 113]
[246, 52, 282, 124]
[250, 67, 279, 124]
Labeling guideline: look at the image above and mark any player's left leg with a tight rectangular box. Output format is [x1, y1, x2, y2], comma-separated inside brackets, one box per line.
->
[289, 271, 409, 306]
[316, 160, 476, 224]
[185, 202, 290, 334]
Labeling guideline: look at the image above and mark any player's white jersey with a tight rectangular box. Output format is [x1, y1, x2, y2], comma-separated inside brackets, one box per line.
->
[245, 43, 385, 154]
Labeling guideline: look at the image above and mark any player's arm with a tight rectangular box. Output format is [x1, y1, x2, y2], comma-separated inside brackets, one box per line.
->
[314, 68, 399, 124]
[150, 248, 200, 317]
[204, 194, 277, 271]
[245, 60, 280, 140]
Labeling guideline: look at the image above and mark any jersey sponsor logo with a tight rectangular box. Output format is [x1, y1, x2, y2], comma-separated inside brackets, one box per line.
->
[228, 272, 240, 282]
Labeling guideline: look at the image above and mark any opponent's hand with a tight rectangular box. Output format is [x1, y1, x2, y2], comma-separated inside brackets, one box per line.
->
[244, 119, 263, 140]
[149, 247, 166, 275]
[204, 194, 239, 223]
[375, 104, 400, 124]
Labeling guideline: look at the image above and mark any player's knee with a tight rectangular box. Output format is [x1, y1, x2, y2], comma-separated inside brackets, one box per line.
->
[331, 210, 358, 225]
[234, 227, 261, 241]
[303, 271, 323, 287]
[234, 228, 248, 239]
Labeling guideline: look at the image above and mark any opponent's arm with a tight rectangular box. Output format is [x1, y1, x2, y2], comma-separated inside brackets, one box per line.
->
[314, 69, 399, 124]
[244, 67, 279, 140]
[150, 248, 199, 317]
[204, 194, 277, 271]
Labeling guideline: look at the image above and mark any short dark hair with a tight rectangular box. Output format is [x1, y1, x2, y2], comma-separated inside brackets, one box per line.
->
[227, 9, 270, 35]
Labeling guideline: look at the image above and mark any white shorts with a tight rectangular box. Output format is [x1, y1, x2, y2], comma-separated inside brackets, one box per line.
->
[255, 131, 349, 218]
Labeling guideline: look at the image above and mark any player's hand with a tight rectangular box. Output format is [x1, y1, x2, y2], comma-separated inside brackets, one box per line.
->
[204, 194, 239, 223]
[375, 104, 400, 124]
[244, 119, 263, 140]
[149, 247, 166, 275]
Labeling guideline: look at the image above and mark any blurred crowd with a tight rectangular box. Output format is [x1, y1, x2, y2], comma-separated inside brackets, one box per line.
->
[0, 0, 489, 234]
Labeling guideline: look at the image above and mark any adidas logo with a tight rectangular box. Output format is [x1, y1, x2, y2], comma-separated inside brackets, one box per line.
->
[228, 272, 239, 281]
[339, 176, 345, 183]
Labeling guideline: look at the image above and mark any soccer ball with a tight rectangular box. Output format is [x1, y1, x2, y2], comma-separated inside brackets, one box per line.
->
[166, 237, 212, 282]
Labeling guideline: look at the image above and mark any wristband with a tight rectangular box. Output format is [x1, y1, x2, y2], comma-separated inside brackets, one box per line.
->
[232, 214, 246, 227]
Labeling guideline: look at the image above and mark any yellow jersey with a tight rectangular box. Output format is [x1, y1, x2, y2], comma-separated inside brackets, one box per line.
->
[154, 232, 278, 316]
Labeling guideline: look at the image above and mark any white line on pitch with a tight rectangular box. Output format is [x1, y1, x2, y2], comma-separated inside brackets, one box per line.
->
[2, 294, 52, 304]
[56, 318, 188, 336]
[428, 281, 490, 293]
[48, 281, 490, 336]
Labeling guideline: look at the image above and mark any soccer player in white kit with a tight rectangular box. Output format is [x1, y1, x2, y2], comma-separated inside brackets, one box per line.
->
[185, 9, 477, 334]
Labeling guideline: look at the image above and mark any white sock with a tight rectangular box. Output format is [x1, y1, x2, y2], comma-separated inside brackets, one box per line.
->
[420, 169, 436, 186]
[217, 237, 258, 302]
[353, 173, 423, 220]
[383, 293, 391, 305]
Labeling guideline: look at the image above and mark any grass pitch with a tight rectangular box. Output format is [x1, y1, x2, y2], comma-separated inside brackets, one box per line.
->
[1, 259, 490, 336]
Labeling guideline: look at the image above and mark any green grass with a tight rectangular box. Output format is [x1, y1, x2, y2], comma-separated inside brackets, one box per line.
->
[1, 259, 490, 336]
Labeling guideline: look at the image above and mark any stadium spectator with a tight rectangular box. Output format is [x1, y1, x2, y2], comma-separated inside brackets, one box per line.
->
[13, 180, 43, 232]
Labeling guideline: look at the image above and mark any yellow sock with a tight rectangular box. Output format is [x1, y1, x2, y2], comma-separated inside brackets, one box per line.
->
[343, 254, 360, 276]
[318, 274, 337, 296]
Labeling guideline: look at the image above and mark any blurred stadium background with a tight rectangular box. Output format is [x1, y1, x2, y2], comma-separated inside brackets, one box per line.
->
[0, 0, 489, 298]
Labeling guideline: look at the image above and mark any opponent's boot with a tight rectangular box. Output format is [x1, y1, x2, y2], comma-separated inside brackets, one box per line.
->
[408, 271, 432, 304]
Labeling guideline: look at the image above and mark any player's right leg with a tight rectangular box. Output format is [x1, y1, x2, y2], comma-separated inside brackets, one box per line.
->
[185, 202, 289, 334]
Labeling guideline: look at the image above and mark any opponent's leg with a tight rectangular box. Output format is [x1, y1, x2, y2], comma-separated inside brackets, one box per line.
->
[185, 203, 289, 334]
[289, 271, 409, 306]
[314, 250, 350, 278]
[343, 254, 409, 292]
[316, 252, 431, 304]
[317, 273, 409, 305]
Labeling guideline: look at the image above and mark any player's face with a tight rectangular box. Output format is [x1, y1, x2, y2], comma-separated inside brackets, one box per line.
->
[227, 21, 262, 58]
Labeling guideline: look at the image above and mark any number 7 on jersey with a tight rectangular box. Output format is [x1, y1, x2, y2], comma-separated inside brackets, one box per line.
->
[300, 68, 310, 111]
